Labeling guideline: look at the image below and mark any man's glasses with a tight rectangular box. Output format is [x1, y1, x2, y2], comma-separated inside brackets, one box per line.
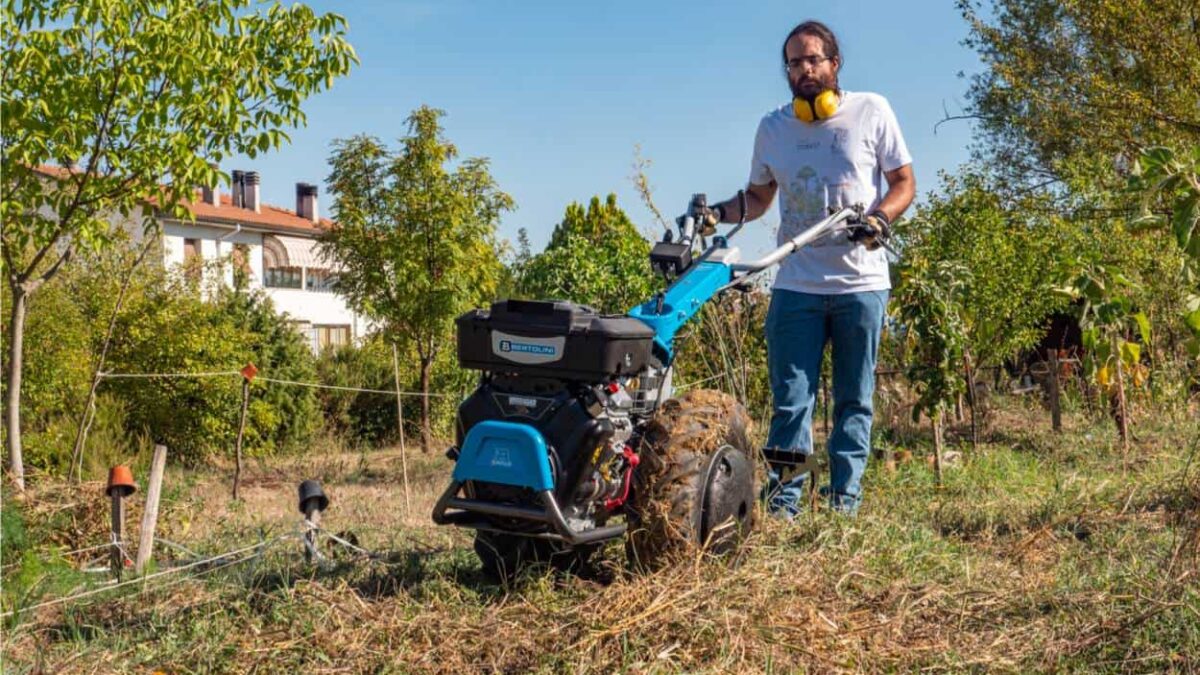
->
[784, 56, 832, 72]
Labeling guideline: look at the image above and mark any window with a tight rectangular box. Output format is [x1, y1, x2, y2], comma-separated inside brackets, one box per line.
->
[264, 266, 302, 289]
[313, 324, 351, 351]
[183, 238, 202, 261]
[232, 243, 251, 288]
[182, 238, 202, 282]
[305, 269, 339, 293]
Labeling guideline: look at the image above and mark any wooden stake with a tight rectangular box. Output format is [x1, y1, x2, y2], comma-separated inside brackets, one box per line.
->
[233, 378, 249, 500]
[1048, 349, 1062, 432]
[135, 444, 168, 574]
[392, 343, 412, 515]
[932, 411, 944, 487]
[809, 462, 820, 512]
[1111, 337, 1131, 461]
[964, 350, 979, 452]
[821, 373, 830, 435]
[110, 493, 126, 579]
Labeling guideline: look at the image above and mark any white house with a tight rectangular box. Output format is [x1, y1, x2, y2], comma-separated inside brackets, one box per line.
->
[157, 169, 369, 352]
[31, 165, 369, 351]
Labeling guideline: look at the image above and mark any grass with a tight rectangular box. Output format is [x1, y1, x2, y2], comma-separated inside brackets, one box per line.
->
[2, 393, 1198, 673]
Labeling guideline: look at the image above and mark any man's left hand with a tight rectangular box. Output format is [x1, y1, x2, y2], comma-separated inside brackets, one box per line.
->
[850, 211, 890, 251]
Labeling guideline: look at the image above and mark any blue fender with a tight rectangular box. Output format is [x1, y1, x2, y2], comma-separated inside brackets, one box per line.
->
[452, 421, 555, 492]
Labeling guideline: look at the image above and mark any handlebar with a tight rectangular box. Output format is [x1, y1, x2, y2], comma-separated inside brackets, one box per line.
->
[729, 206, 860, 273]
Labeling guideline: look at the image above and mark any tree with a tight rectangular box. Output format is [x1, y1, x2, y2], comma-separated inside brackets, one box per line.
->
[958, 0, 1200, 189]
[892, 258, 969, 483]
[518, 194, 655, 314]
[900, 171, 1076, 373]
[321, 109, 513, 450]
[1, 0, 356, 490]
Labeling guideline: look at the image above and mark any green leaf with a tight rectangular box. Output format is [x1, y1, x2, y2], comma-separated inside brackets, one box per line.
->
[1119, 340, 1141, 365]
[1184, 308, 1200, 338]
[1132, 311, 1151, 345]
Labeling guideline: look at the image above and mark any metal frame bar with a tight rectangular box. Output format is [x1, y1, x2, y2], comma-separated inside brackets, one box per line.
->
[431, 481, 627, 546]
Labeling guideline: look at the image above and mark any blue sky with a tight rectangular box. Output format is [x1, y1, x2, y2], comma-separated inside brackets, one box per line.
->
[233, 0, 984, 259]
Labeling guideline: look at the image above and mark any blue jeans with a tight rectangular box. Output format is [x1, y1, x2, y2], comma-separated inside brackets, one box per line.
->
[764, 289, 888, 515]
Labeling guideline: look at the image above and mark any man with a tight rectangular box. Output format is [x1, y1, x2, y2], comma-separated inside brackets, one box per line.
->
[704, 20, 914, 516]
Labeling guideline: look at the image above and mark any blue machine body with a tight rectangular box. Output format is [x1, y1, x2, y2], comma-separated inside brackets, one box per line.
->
[627, 260, 734, 361]
[452, 420, 555, 492]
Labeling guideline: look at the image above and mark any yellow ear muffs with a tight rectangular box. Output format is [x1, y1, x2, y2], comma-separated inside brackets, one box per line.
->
[793, 89, 839, 123]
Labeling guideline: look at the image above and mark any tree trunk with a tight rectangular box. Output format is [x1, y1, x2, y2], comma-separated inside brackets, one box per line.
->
[419, 355, 432, 452]
[5, 287, 27, 492]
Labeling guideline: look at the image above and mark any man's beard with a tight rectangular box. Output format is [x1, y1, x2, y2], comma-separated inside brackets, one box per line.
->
[790, 73, 838, 100]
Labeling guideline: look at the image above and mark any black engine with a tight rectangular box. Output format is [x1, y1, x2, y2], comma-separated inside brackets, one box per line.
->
[449, 299, 658, 533]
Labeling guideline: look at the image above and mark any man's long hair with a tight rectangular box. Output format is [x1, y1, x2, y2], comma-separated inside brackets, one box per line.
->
[781, 20, 842, 96]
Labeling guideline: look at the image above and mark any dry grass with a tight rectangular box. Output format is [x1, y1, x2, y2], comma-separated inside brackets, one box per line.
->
[3, 394, 1199, 673]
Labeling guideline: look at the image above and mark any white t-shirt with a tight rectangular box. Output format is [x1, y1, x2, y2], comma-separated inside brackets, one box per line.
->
[749, 91, 912, 295]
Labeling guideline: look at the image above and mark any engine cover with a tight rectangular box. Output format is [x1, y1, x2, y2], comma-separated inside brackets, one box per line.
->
[456, 299, 654, 381]
[457, 381, 613, 504]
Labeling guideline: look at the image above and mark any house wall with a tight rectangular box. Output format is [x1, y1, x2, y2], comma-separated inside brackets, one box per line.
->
[160, 220, 366, 349]
[265, 287, 366, 345]
[161, 222, 265, 285]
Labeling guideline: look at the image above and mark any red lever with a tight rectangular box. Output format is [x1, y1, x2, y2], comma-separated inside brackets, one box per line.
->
[604, 446, 640, 510]
[606, 382, 620, 394]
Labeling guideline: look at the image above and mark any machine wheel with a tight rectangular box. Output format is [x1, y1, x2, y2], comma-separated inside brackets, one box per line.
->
[473, 531, 599, 583]
[626, 389, 757, 570]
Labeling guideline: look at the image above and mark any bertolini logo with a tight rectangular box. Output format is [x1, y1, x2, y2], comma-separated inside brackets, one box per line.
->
[499, 340, 557, 356]
[491, 331, 565, 365]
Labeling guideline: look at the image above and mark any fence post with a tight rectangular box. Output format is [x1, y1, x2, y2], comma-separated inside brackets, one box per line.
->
[110, 493, 125, 578]
[135, 444, 168, 574]
[392, 343, 412, 515]
[1048, 349, 1062, 432]
[106, 466, 135, 579]
[233, 363, 257, 501]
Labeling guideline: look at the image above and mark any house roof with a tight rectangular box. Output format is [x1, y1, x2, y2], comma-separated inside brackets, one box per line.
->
[32, 164, 334, 236]
[184, 192, 333, 234]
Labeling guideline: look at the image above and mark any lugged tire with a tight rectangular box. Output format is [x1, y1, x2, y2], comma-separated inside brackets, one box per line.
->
[626, 389, 756, 570]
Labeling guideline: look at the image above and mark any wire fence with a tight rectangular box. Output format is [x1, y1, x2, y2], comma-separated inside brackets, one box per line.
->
[2, 518, 455, 620]
[97, 369, 456, 398]
[0, 532, 298, 619]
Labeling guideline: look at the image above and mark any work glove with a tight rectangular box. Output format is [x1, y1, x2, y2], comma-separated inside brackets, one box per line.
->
[849, 210, 890, 251]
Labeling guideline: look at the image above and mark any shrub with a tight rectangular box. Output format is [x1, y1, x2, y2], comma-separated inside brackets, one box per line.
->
[97, 267, 318, 465]
[314, 336, 399, 446]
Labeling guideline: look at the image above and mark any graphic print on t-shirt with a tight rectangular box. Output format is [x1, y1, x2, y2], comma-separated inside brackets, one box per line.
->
[781, 167, 852, 248]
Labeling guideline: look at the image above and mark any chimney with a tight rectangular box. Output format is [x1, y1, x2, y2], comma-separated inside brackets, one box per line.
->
[201, 163, 219, 207]
[231, 170, 245, 208]
[296, 182, 319, 223]
[244, 171, 261, 213]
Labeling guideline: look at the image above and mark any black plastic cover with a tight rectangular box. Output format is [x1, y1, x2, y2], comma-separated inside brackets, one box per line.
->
[456, 299, 654, 381]
[650, 242, 693, 277]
